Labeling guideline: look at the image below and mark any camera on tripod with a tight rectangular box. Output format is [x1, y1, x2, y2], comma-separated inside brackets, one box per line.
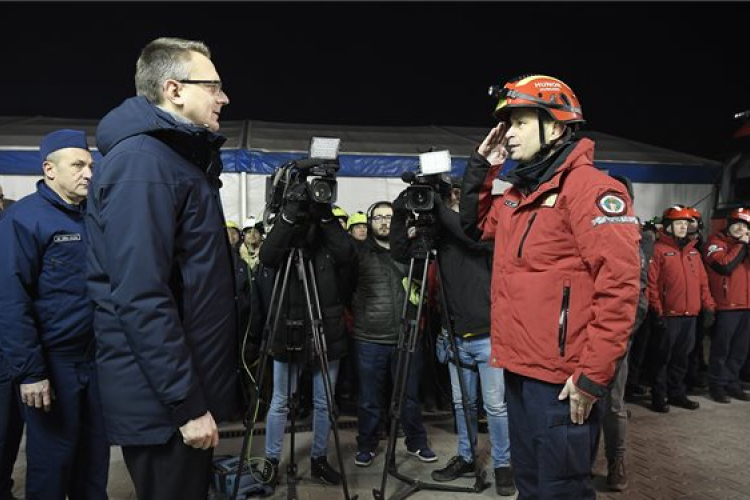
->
[264, 137, 342, 224]
[401, 150, 453, 212]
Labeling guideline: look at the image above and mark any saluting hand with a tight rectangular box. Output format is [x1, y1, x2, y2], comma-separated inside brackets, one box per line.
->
[179, 411, 219, 450]
[478, 122, 509, 165]
[20, 379, 55, 412]
[558, 375, 596, 425]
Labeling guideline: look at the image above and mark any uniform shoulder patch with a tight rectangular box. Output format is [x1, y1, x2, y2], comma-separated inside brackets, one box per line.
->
[596, 192, 627, 216]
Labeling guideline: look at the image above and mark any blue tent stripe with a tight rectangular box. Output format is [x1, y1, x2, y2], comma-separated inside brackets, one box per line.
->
[0, 150, 721, 185]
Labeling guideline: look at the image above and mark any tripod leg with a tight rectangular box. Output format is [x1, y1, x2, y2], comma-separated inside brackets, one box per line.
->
[231, 251, 297, 500]
[435, 253, 488, 490]
[374, 255, 430, 500]
[298, 252, 358, 500]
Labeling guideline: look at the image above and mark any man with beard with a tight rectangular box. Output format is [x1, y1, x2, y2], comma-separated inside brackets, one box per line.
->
[350, 201, 436, 468]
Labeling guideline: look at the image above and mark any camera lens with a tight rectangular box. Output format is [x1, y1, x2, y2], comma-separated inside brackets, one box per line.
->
[310, 179, 334, 203]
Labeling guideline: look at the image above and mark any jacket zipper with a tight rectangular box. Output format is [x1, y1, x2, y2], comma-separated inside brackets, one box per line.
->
[517, 213, 538, 258]
[723, 278, 728, 299]
[558, 281, 571, 356]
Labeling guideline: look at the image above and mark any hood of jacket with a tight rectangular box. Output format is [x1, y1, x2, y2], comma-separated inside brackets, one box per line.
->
[96, 96, 226, 172]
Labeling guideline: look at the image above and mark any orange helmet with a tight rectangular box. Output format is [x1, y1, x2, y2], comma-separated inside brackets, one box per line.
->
[489, 74, 585, 124]
[662, 205, 694, 222]
[728, 207, 750, 225]
[686, 206, 702, 220]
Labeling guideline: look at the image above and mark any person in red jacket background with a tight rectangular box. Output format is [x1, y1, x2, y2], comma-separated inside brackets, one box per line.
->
[647, 206, 715, 413]
[704, 208, 750, 403]
[461, 74, 641, 499]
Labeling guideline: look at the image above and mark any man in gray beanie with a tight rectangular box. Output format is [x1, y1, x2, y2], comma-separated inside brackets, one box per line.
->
[0, 129, 108, 500]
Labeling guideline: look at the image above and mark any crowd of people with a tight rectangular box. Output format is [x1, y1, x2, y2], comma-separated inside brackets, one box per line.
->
[0, 37, 748, 500]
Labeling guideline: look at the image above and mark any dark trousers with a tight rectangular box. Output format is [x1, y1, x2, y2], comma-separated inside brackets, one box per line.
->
[122, 432, 214, 500]
[24, 358, 109, 500]
[356, 340, 427, 453]
[709, 310, 750, 389]
[686, 310, 710, 386]
[505, 371, 601, 500]
[0, 364, 23, 500]
[626, 310, 654, 388]
[652, 316, 696, 399]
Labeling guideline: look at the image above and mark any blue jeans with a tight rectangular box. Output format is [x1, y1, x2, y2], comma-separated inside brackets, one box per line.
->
[445, 336, 510, 468]
[356, 340, 427, 453]
[265, 359, 340, 460]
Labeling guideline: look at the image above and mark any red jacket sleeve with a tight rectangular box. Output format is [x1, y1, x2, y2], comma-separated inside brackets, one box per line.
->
[647, 249, 664, 317]
[565, 170, 642, 396]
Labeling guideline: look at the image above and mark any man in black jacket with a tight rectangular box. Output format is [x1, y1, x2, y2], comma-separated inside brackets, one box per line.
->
[351, 201, 437, 468]
[250, 182, 355, 490]
[85, 37, 240, 500]
[390, 187, 515, 496]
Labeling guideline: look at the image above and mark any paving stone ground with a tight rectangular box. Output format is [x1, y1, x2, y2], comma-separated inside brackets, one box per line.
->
[10, 387, 750, 499]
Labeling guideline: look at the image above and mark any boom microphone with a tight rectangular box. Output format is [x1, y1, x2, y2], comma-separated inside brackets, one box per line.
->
[401, 171, 417, 183]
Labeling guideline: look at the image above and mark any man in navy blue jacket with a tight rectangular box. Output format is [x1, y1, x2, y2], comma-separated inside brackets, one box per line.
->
[0, 129, 108, 500]
[85, 37, 240, 500]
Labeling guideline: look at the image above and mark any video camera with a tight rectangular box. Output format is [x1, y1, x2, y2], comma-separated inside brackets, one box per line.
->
[264, 137, 341, 225]
[400, 150, 453, 212]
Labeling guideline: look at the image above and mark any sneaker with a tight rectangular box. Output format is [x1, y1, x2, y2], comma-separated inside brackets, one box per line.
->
[355, 450, 376, 467]
[606, 457, 628, 491]
[407, 446, 438, 463]
[431, 456, 475, 482]
[668, 394, 700, 410]
[710, 386, 731, 403]
[260, 457, 280, 486]
[494, 466, 517, 496]
[311, 456, 341, 485]
[727, 386, 750, 401]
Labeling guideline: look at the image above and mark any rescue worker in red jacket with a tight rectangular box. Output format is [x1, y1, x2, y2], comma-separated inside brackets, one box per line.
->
[461, 74, 641, 500]
[704, 208, 750, 403]
[647, 205, 716, 412]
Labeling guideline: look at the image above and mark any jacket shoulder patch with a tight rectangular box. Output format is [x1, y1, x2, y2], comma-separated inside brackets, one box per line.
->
[53, 233, 82, 243]
[596, 192, 627, 215]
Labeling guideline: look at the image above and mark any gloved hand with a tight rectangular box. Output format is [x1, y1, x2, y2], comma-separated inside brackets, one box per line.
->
[310, 202, 334, 223]
[702, 309, 715, 330]
[281, 182, 308, 224]
[392, 189, 410, 215]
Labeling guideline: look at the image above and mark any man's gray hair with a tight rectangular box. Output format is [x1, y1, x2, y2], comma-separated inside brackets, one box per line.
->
[135, 37, 211, 104]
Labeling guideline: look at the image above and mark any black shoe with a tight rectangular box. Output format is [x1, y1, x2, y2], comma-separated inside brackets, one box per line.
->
[311, 456, 341, 485]
[650, 398, 670, 413]
[431, 456, 475, 482]
[260, 457, 280, 486]
[494, 466, 517, 496]
[668, 394, 700, 410]
[710, 386, 731, 404]
[727, 386, 750, 401]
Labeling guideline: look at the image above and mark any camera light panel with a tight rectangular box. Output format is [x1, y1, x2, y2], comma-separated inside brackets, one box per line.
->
[309, 137, 341, 161]
[419, 150, 452, 175]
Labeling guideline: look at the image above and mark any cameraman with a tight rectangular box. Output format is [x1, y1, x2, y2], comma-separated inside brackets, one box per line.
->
[251, 180, 355, 489]
[390, 182, 515, 496]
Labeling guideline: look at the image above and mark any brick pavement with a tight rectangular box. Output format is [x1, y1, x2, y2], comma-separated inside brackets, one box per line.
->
[9, 389, 750, 499]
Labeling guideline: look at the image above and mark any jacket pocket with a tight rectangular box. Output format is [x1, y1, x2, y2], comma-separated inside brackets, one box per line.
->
[558, 280, 571, 357]
[517, 213, 538, 258]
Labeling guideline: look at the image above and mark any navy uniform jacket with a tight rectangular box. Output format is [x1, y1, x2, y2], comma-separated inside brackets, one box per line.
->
[86, 96, 240, 446]
[0, 181, 93, 383]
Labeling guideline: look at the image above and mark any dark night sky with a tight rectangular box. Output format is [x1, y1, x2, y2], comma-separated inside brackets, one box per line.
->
[2, 1, 748, 160]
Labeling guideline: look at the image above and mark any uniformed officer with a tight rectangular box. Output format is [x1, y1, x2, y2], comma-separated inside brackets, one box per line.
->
[461, 74, 642, 499]
[0, 129, 108, 500]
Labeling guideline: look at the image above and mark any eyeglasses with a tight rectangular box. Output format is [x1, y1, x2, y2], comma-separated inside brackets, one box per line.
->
[371, 215, 392, 223]
[178, 79, 225, 95]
